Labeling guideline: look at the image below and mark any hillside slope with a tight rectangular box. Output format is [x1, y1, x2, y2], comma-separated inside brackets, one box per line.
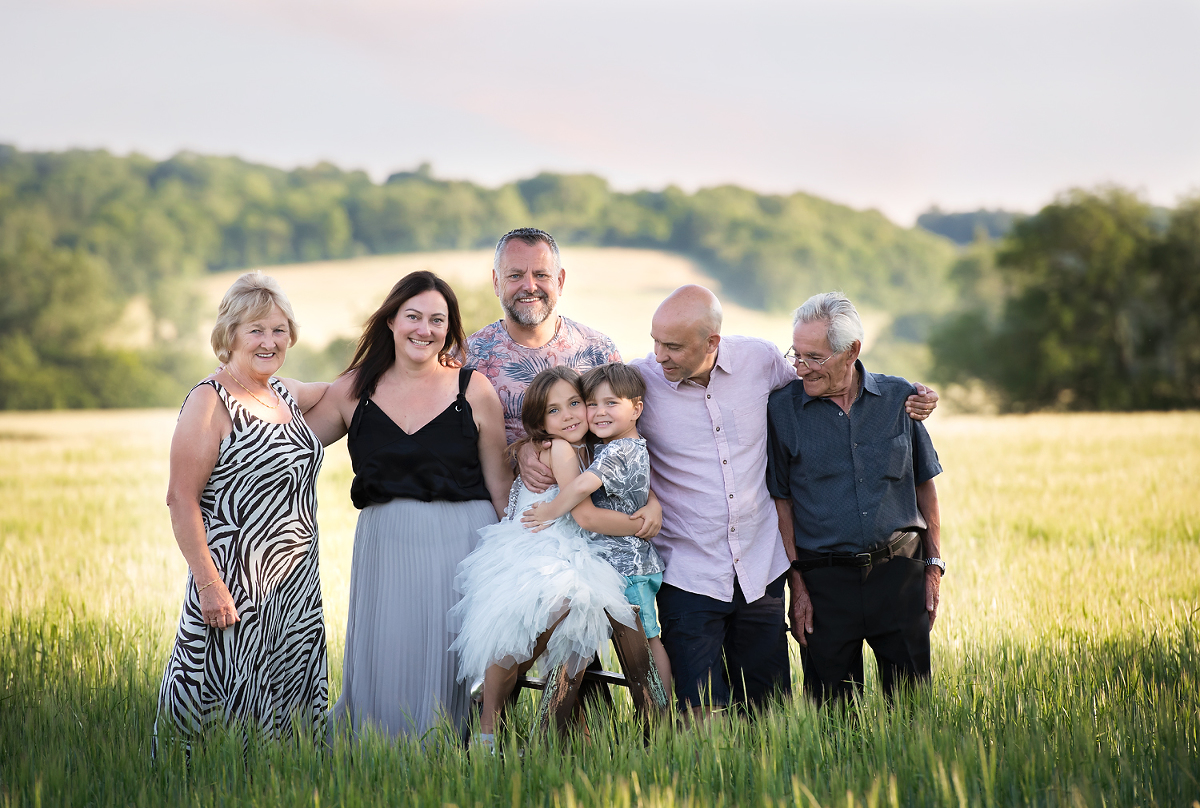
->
[202, 248, 891, 365]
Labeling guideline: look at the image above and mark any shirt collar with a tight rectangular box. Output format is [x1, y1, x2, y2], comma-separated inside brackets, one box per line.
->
[798, 359, 877, 406]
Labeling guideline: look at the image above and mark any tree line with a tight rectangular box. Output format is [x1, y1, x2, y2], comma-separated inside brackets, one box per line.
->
[3, 146, 1196, 412]
[0, 145, 955, 409]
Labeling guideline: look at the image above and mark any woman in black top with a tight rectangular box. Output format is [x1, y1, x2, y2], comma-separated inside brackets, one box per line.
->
[306, 271, 510, 740]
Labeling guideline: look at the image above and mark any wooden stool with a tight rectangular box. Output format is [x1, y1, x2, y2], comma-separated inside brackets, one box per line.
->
[514, 606, 670, 738]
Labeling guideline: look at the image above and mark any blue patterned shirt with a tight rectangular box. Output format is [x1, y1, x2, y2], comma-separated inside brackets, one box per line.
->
[587, 438, 666, 576]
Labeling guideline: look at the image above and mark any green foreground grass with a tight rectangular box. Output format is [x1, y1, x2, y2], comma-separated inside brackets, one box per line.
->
[2, 411, 1198, 806]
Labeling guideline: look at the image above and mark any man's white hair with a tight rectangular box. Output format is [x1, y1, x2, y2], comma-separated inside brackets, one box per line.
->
[792, 291, 864, 354]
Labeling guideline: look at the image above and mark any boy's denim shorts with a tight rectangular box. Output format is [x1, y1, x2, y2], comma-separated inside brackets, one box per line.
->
[623, 573, 664, 638]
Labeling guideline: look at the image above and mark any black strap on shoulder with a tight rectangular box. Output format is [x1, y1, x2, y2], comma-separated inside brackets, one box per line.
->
[348, 394, 371, 442]
[457, 367, 474, 437]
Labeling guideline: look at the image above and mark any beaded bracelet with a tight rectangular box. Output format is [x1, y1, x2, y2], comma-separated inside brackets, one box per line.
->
[197, 578, 220, 594]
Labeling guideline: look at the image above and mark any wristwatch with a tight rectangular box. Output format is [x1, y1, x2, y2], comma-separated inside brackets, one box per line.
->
[924, 557, 946, 576]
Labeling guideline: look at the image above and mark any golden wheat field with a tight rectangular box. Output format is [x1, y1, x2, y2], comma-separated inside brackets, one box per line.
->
[2, 409, 1198, 806]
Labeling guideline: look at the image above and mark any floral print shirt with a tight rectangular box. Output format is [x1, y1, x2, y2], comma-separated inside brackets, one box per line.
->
[587, 438, 666, 577]
[465, 317, 622, 445]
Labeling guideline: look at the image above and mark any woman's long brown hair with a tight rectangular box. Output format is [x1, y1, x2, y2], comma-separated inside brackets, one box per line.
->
[343, 271, 467, 401]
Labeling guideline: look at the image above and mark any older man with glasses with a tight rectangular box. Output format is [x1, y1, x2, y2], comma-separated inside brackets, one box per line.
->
[632, 286, 940, 721]
[767, 291, 946, 706]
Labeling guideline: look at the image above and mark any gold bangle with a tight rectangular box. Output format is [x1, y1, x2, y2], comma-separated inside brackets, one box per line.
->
[197, 578, 220, 594]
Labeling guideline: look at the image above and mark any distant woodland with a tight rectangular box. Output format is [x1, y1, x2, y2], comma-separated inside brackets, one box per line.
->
[0, 146, 955, 408]
[1, 145, 1196, 411]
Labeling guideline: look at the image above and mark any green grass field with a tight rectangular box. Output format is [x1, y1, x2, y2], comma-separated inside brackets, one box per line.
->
[2, 410, 1198, 807]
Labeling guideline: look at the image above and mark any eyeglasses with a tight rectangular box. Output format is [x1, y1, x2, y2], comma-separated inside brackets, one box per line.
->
[784, 347, 841, 369]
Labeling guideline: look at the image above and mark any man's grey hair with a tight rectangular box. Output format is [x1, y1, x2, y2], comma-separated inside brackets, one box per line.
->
[793, 291, 864, 354]
[493, 227, 561, 272]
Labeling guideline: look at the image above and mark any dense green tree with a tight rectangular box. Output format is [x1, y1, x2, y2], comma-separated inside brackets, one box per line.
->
[930, 188, 1200, 411]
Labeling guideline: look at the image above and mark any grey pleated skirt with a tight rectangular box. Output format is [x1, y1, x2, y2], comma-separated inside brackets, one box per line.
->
[331, 497, 496, 741]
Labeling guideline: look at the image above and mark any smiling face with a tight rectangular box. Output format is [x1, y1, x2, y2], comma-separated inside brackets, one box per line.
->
[586, 381, 643, 441]
[542, 378, 587, 442]
[228, 304, 291, 379]
[792, 318, 859, 398]
[389, 290, 449, 365]
[493, 239, 565, 328]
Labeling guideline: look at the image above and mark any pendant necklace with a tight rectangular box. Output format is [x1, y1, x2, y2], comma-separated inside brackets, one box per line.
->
[227, 369, 279, 409]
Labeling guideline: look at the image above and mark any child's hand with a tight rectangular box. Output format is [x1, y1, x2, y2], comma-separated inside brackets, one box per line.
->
[631, 498, 663, 539]
[521, 502, 556, 532]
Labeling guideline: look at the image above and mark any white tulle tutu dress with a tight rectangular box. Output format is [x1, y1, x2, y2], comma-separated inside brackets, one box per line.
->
[449, 478, 636, 682]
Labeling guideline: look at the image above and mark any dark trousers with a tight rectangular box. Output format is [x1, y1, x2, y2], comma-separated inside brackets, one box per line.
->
[797, 554, 930, 705]
[659, 574, 791, 711]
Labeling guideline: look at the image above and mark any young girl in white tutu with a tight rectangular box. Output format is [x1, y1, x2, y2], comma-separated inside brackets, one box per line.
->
[449, 365, 640, 743]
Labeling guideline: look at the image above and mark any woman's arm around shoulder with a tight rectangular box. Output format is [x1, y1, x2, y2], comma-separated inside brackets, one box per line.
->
[277, 377, 331, 413]
[300, 372, 358, 447]
[466, 370, 514, 518]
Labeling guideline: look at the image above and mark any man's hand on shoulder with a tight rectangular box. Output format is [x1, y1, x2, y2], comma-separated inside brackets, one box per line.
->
[516, 440, 555, 493]
[905, 383, 939, 421]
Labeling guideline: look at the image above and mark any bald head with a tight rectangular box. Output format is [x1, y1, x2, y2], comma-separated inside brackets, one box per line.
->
[651, 285, 723, 384]
[654, 285, 723, 340]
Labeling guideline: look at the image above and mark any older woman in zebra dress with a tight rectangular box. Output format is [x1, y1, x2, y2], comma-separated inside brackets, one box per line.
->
[156, 272, 332, 750]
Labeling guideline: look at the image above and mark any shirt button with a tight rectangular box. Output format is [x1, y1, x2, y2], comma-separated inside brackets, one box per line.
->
[722, 459, 728, 464]
[838, 412, 843, 417]
[715, 426, 721, 431]
[729, 494, 734, 499]
[854, 443, 858, 448]
[862, 511, 867, 515]
[859, 478, 864, 482]
[730, 527, 736, 532]
[707, 394, 711, 399]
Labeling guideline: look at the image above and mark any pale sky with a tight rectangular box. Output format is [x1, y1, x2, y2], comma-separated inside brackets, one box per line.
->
[3, 0, 1198, 224]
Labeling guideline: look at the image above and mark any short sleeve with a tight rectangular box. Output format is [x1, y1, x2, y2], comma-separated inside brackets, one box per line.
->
[588, 441, 635, 494]
[910, 420, 943, 484]
[766, 391, 795, 500]
[602, 336, 622, 364]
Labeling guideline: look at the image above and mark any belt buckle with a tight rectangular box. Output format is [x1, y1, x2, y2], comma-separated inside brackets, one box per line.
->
[853, 552, 873, 568]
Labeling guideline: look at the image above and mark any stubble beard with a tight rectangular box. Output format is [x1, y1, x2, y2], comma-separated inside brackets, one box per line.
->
[503, 293, 554, 327]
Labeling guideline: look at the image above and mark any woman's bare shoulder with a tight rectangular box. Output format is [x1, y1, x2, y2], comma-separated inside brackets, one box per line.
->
[175, 380, 230, 440]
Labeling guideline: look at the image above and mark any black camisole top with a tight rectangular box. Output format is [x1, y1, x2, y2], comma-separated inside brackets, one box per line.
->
[347, 367, 490, 509]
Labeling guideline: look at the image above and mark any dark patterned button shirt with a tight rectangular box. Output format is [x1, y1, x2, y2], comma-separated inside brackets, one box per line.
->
[766, 361, 942, 554]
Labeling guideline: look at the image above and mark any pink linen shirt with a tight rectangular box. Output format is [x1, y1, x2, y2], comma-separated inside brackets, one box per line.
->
[631, 336, 797, 603]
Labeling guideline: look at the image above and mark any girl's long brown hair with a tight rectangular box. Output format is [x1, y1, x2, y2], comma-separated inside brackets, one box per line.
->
[343, 271, 467, 400]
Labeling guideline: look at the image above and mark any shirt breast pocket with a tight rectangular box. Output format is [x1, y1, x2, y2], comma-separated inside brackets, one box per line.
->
[733, 402, 767, 447]
[881, 433, 911, 481]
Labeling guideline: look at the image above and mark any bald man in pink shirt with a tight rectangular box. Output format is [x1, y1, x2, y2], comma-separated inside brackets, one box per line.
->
[630, 286, 937, 720]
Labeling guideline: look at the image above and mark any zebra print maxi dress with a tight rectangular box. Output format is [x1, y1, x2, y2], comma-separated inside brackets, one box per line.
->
[155, 378, 328, 746]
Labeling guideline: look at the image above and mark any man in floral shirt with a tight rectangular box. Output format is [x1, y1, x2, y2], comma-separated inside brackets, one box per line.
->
[465, 227, 620, 461]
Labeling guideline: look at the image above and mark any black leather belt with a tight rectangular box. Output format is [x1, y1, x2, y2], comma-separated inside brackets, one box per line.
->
[791, 530, 921, 573]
